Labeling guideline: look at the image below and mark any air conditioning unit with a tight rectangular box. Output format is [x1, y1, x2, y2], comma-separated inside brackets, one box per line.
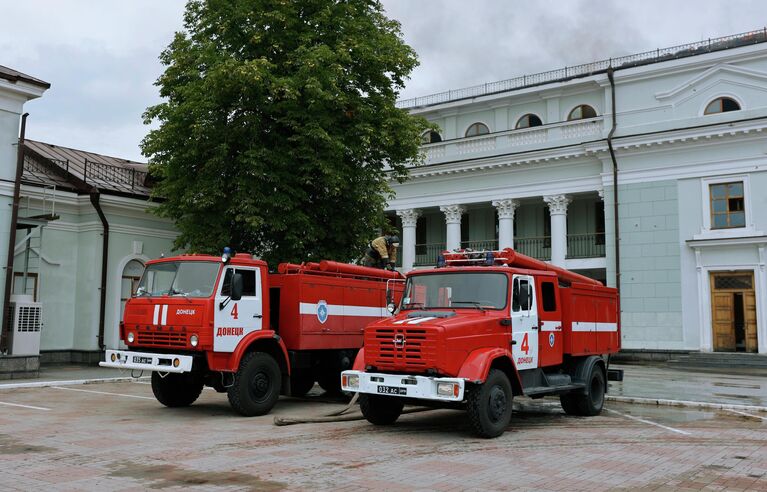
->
[8, 294, 43, 356]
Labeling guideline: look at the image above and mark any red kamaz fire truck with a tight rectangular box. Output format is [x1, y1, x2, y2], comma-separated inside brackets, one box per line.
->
[100, 250, 402, 416]
[341, 248, 621, 438]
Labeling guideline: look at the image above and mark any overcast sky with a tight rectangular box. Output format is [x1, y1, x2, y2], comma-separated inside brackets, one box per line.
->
[2, 0, 765, 162]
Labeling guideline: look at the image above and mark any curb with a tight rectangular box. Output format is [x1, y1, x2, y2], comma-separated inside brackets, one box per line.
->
[0, 376, 149, 390]
[607, 395, 767, 413]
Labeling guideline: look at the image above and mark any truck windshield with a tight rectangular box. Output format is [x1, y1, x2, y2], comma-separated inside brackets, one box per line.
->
[401, 272, 508, 310]
[136, 261, 220, 297]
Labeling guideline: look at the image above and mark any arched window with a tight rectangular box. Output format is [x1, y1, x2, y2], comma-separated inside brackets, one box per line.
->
[704, 97, 741, 115]
[516, 114, 543, 129]
[465, 122, 490, 137]
[121, 260, 145, 319]
[421, 130, 442, 144]
[567, 105, 597, 121]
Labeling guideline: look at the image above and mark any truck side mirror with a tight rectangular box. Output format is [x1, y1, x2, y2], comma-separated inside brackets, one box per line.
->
[231, 273, 243, 301]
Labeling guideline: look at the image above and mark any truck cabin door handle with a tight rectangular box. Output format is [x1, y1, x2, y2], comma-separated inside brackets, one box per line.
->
[253, 314, 263, 318]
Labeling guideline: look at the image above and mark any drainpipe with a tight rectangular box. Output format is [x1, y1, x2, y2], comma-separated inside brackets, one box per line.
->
[90, 191, 109, 351]
[1, 113, 28, 353]
[606, 67, 620, 295]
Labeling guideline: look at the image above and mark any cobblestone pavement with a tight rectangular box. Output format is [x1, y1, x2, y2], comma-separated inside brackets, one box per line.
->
[1, 381, 766, 491]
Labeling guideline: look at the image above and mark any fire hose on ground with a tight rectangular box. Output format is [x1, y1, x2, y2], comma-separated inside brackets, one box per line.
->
[272, 393, 434, 426]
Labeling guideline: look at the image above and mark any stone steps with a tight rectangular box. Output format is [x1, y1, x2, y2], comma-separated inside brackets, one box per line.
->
[668, 352, 767, 369]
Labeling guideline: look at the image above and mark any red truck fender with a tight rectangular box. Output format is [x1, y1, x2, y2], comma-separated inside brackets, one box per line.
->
[351, 347, 366, 371]
[457, 347, 523, 395]
[206, 330, 290, 375]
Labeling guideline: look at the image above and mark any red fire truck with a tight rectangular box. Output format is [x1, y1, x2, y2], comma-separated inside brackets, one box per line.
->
[100, 250, 402, 416]
[341, 248, 621, 438]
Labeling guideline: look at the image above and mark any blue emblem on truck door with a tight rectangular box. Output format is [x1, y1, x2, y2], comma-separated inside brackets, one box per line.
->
[317, 300, 329, 324]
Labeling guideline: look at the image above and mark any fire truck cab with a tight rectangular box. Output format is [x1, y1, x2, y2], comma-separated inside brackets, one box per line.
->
[100, 249, 401, 416]
[342, 248, 621, 438]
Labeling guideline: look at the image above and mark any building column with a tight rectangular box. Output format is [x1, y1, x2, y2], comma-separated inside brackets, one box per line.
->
[492, 199, 519, 250]
[544, 194, 571, 266]
[396, 209, 420, 272]
[440, 204, 466, 251]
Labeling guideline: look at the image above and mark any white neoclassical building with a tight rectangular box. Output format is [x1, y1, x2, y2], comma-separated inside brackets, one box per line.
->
[388, 29, 767, 356]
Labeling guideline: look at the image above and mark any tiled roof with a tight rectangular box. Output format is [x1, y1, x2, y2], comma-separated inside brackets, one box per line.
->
[0, 65, 50, 89]
[21, 140, 151, 198]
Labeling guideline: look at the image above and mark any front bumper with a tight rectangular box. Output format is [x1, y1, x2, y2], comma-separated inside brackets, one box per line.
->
[341, 370, 465, 402]
[99, 349, 193, 374]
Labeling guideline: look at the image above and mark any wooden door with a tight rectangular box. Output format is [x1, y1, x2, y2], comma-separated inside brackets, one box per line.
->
[711, 291, 735, 351]
[710, 272, 758, 353]
[745, 291, 758, 352]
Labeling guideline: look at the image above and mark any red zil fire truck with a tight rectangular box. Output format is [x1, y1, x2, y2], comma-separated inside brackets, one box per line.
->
[341, 248, 621, 438]
[100, 250, 402, 416]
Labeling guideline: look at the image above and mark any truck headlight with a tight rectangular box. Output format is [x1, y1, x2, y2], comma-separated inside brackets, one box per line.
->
[190, 334, 199, 347]
[437, 382, 459, 397]
[342, 374, 359, 390]
[127, 332, 135, 343]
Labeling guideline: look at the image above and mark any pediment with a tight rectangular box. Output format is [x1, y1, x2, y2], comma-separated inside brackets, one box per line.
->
[654, 64, 767, 104]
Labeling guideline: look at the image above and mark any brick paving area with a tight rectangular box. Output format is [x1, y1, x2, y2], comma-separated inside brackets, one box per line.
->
[0, 381, 766, 491]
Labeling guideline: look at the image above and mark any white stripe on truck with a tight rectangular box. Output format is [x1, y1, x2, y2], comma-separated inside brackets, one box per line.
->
[571, 322, 618, 332]
[298, 303, 388, 317]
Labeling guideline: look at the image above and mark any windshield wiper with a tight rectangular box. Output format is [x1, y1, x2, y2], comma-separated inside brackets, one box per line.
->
[451, 300, 486, 311]
[402, 302, 425, 310]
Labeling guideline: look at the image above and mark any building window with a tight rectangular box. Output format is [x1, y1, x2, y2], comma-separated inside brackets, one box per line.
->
[421, 130, 442, 144]
[704, 97, 740, 115]
[710, 182, 745, 229]
[567, 105, 597, 121]
[516, 114, 543, 129]
[465, 122, 489, 137]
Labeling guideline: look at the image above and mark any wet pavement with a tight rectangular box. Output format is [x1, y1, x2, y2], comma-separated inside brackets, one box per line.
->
[1, 379, 766, 491]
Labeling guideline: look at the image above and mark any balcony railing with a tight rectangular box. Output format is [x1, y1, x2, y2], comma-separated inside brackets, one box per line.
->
[414, 243, 446, 267]
[419, 117, 603, 166]
[515, 237, 551, 261]
[567, 233, 605, 259]
[405, 234, 604, 267]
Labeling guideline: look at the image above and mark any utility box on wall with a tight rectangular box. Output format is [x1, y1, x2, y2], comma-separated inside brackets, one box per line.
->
[8, 294, 43, 356]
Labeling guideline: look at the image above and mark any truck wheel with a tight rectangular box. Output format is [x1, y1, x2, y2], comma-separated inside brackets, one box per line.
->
[151, 372, 204, 407]
[560, 365, 605, 416]
[467, 369, 513, 438]
[289, 370, 315, 397]
[227, 352, 281, 416]
[317, 370, 342, 396]
[359, 394, 404, 425]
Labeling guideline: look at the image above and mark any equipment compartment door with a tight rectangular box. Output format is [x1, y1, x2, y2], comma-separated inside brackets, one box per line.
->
[214, 267, 263, 352]
[511, 275, 538, 371]
[536, 277, 563, 367]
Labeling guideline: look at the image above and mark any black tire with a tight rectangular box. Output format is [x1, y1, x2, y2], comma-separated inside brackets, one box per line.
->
[560, 364, 605, 416]
[289, 370, 315, 397]
[151, 371, 204, 407]
[317, 369, 342, 396]
[227, 352, 282, 416]
[466, 369, 513, 438]
[359, 394, 405, 425]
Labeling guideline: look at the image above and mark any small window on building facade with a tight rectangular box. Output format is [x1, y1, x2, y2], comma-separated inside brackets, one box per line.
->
[516, 114, 543, 129]
[465, 122, 490, 137]
[710, 182, 745, 229]
[567, 105, 597, 121]
[421, 130, 442, 144]
[704, 97, 741, 115]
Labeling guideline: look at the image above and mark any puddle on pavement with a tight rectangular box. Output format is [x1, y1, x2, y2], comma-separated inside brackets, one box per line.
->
[109, 462, 285, 491]
[712, 382, 761, 390]
[0, 434, 56, 455]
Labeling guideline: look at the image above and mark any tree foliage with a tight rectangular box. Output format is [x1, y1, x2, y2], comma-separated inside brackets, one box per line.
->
[142, 0, 429, 264]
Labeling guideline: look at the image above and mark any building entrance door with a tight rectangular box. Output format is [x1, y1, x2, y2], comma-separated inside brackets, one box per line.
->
[710, 271, 757, 353]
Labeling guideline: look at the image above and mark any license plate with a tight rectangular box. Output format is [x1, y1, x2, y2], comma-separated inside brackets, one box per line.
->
[132, 356, 152, 364]
[377, 385, 407, 395]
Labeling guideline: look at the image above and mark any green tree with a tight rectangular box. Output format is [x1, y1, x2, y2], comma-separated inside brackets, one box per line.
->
[142, 0, 429, 264]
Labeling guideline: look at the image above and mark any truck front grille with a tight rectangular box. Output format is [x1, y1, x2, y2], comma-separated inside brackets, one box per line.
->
[136, 329, 187, 348]
[366, 327, 438, 371]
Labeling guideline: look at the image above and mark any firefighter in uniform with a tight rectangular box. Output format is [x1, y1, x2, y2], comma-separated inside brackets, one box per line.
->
[364, 234, 399, 270]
